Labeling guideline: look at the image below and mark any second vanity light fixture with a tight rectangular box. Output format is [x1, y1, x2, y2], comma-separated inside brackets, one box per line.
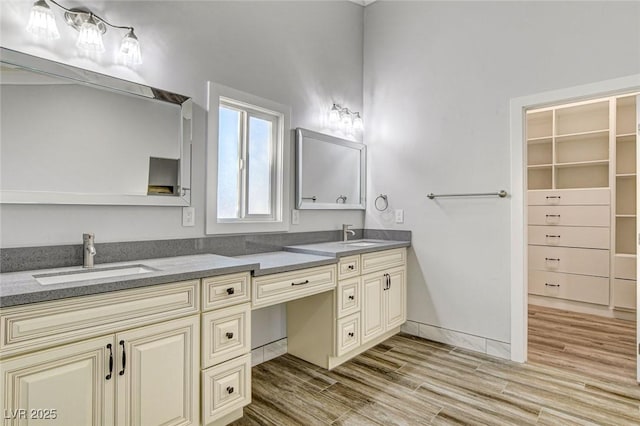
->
[329, 103, 363, 134]
[26, 0, 142, 66]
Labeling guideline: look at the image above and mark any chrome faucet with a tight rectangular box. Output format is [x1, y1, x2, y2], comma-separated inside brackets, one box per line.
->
[342, 224, 356, 242]
[83, 233, 96, 268]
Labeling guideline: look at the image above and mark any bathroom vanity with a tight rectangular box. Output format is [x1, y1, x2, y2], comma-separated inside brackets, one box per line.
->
[0, 240, 409, 426]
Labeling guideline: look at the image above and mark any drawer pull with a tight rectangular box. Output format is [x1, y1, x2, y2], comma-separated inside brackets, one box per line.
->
[291, 280, 310, 286]
[545, 258, 560, 262]
[226, 332, 234, 339]
[546, 196, 561, 199]
[545, 235, 560, 238]
[545, 283, 560, 287]
[106, 343, 113, 380]
[226, 386, 234, 394]
[348, 332, 354, 337]
[226, 288, 235, 295]
[347, 265, 355, 270]
[348, 295, 355, 300]
[545, 214, 561, 218]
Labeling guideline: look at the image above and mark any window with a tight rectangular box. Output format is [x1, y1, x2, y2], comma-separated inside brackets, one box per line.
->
[206, 83, 290, 234]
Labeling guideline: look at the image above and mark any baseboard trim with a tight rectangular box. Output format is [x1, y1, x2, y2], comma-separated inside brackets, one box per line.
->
[251, 338, 288, 366]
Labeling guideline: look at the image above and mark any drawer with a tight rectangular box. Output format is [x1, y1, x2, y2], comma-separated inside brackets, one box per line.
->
[528, 189, 610, 206]
[0, 280, 199, 358]
[613, 279, 637, 310]
[202, 272, 251, 311]
[361, 248, 406, 275]
[528, 270, 609, 305]
[528, 205, 610, 227]
[336, 312, 360, 356]
[202, 303, 251, 369]
[252, 265, 337, 309]
[528, 226, 609, 249]
[338, 255, 361, 280]
[202, 353, 251, 425]
[336, 277, 361, 318]
[615, 255, 637, 280]
[528, 245, 609, 277]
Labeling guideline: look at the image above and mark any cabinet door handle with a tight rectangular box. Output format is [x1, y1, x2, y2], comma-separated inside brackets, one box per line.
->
[106, 343, 113, 380]
[545, 235, 560, 238]
[119, 340, 126, 376]
[388, 274, 392, 290]
[226, 332, 234, 339]
[291, 280, 309, 286]
[545, 257, 560, 262]
[348, 332, 354, 337]
[546, 196, 561, 199]
[226, 288, 235, 295]
[545, 283, 560, 287]
[545, 214, 560, 218]
[348, 295, 355, 300]
[347, 265, 355, 270]
[226, 386, 234, 394]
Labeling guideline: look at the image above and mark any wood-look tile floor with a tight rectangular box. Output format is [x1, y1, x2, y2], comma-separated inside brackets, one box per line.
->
[528, 304, 637, 386]
[230, 331, 640, 425]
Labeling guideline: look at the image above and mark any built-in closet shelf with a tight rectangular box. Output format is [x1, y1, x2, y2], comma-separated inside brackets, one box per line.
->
[528, 137, 553, 144]
[617, 133, 637, 138]
[528, 164, 553, 169]
[617, 173, 637, 178]
[555, 160, 609, 169]
[555, 129, 609, 139]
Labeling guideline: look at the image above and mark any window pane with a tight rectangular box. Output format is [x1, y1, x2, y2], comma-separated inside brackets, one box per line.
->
[217, 106, 240, 219]
[247, 116, 272, 215]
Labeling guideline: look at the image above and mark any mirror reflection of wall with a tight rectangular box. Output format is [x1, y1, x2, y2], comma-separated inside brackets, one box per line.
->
[295, 128, 366, 210]
[0, 48, 192, 206]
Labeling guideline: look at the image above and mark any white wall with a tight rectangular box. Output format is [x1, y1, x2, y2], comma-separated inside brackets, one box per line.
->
[363, 1, 640, 343]
[0, 0, 365, 247]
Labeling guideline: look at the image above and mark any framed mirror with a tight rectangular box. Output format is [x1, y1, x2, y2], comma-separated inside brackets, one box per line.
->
[295, 128, 366, 210]
[0, 48, 192, 206]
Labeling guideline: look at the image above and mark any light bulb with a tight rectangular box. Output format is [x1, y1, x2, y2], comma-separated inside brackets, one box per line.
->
[119, 29, 142, 66]
[341, 111, 353, 131]
[26, 0, 60, 40]
[329, 104, 341, 124]
[76, 14, 105, 53]
[352, 112, 363, 131]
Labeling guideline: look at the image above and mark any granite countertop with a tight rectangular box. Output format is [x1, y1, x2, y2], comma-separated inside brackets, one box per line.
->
[0, 254, 259, 308]
[284, 239, 410, 258]
[235, 251, 337, 276]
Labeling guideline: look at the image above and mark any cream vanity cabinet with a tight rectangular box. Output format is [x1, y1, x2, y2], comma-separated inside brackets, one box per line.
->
[287, 248, 406, 370]
[0, 280, 200, 426]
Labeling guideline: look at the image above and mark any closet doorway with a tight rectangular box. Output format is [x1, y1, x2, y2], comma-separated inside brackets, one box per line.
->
[524, 92, 639, 385]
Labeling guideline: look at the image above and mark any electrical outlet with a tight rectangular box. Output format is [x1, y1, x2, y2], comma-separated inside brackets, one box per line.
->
[395, 209, 404, 224]
[291, 209, 300, 225]
[182, 207, 195, 227]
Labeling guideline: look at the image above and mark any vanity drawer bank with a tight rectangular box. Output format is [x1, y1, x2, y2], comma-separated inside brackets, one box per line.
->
[0, 254, 258, 426]
[282, 240, 410, 370]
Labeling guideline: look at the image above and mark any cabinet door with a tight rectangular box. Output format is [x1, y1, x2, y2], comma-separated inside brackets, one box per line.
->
[385, 267, 406, 330]
[0, 335, 115, 426]
[116, 315, 199, 426]
[361, 273, 385, 344]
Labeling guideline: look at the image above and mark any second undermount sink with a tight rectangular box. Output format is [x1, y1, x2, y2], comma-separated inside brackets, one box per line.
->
[341, 240, 379, 247]
[34, 265, 156, 286]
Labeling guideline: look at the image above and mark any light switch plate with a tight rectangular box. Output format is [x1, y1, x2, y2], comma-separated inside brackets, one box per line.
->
[291, 209, 300, 225]
[395, 209, 404, 224]
[182, 207, 195, 227]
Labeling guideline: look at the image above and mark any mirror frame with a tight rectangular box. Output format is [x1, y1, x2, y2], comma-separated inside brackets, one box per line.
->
[295, 128, 366, 210]
[0, 47, 192, 206]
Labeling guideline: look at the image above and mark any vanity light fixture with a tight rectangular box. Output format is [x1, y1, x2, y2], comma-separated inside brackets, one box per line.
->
[328, 103, 363, 134]
[25, 0, 142, 66]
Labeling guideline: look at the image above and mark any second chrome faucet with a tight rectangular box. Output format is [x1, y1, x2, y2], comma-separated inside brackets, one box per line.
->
[342, 224, 356, 242]
[83, 233, 96, 268]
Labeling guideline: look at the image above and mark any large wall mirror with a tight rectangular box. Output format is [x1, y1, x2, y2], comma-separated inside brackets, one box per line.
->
[0, 48, 192, 206]
[295, 128, 366, 210]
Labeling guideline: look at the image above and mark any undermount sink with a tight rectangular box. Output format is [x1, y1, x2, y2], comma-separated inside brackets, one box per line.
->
[34, 265, 156, 286]
[341, 240, 379, 247]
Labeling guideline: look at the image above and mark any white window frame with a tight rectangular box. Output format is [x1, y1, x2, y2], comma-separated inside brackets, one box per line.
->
[206, 82, 290, 234]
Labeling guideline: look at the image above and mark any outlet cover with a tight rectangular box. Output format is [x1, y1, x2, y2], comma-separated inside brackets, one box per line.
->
[182, 207, 195, 227]
[395, 209, 404, 224]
